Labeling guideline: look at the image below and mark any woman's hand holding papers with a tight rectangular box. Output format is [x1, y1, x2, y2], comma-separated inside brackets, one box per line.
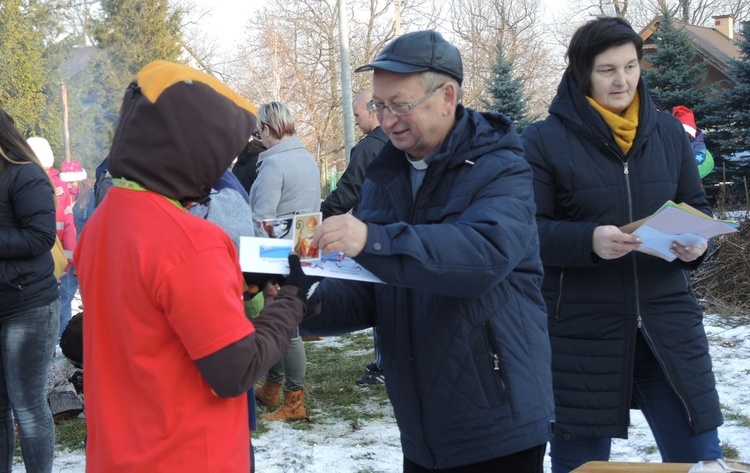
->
[593, 225, 642, 260]
[670, 241, 708, 262]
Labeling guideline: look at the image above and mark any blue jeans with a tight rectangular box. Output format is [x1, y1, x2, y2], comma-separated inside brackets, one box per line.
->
[550, 331, 722, 473]
[0, 299, 59, 473]
[59, 272, 78, 339]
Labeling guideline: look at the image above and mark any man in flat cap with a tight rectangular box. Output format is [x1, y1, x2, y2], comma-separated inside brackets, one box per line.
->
[303, 30, 554, 472]
[74, 61, 317, 472]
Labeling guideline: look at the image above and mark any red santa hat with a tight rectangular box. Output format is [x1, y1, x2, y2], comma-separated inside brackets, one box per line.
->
[672, 105, 697, 138]
[60, 160, 88, 182]
[27, 137, 55, 169]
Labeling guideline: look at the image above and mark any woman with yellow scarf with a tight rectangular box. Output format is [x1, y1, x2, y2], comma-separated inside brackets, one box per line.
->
[521, 16, 723, 472]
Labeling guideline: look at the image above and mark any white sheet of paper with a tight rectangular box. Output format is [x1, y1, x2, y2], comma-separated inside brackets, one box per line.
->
[632, 226, 707, 262]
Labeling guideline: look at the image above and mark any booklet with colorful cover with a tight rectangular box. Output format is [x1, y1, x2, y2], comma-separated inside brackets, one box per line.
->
[241, 212, 383, 283]
[620, 201, 739, 262]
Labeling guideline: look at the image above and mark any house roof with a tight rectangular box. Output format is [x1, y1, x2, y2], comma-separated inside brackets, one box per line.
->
[639, 18, 745, 78]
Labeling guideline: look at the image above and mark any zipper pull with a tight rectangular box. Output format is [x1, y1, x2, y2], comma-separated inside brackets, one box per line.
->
[637, 315, 642, 329]
[492, 354, 500, 371]
[623, 161, 629, 175]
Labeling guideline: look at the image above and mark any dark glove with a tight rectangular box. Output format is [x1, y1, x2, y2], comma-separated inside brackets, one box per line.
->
[283, 253, 321, 303]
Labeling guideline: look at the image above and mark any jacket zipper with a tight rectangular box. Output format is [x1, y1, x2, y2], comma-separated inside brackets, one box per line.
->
[639, 325, 693, 425]
[398, 184, 437, 468]
[606, 143, 694, 426]
[482, 322, 509, 404]
[555, 268, 565, 320]
[604, 144, 640, 326]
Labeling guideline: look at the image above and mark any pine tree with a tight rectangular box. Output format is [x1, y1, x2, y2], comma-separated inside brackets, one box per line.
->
[94, 0, 183, 83]
[642, 10, 710, 114]
[0, 0, 49, 134]
[703, 21, 750, 197]
[482, 42, 534, 133]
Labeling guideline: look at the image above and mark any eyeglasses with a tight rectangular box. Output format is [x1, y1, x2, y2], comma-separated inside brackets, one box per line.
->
[366, 83, 446, 116]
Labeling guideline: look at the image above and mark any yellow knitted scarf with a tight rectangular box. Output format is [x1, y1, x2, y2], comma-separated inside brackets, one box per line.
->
[586, 91, 640, 155]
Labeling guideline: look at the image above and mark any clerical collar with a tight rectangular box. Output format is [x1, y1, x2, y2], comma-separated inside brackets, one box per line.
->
[406, 153, 429, 170]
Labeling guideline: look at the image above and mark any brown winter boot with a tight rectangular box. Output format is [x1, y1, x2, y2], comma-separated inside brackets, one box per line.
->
[255, 379, 282, 408]
[259, 389, 307, 422]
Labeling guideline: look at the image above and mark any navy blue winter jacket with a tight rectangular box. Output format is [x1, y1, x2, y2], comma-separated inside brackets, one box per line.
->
[0, 160, 58, 318]
[521, 72, 722, 439]
[303, 105, 554, 469]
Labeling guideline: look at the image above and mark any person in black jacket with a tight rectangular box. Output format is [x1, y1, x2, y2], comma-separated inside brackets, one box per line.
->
[231, 132, 267, 194]
[520, 17, 723, 472]
[321, 89, 388, 219]
[321, 89, 388, 386]
[0, 108, 59, 472]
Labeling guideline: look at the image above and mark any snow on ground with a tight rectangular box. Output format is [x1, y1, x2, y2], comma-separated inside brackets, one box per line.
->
[44, 316, 749, 473]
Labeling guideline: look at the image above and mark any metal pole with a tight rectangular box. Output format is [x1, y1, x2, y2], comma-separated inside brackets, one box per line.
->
[61, 83, 71, 162]
[338, 0, 355, 166]
[394, 0, 402, 36]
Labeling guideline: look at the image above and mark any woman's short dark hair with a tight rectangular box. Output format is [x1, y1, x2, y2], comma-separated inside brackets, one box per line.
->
[566, 17, 643, 95]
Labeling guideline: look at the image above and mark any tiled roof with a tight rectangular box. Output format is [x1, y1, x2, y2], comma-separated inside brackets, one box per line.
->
[640, 18, 745, 78]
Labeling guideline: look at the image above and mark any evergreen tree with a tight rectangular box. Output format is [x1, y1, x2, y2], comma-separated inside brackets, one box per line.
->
[65, 0, 186, 170]
[703, 21, 750, 200]
[482, 42, 534, 133]
[0, 0, 49, 135]
[94, 0, 183, 83]
[642, 10, 710, 114]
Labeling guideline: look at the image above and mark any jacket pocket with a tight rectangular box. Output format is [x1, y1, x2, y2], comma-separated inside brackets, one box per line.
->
[0, 260, 22, 291]
[474, 322, 509, 407]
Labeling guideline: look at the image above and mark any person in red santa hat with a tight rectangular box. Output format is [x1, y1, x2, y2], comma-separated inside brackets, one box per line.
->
[59, 160, 90, 335]
[60, 160, 87, 198]
[672, 105, 715, 179]
[27, 137, 77, 340]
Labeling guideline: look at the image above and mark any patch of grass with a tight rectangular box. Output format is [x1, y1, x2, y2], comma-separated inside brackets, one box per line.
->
[640, 444, 659, 455]
[253, 417, 270, 435]
[723, 411, 750, 428]
[304, 334, 388, 415]
[55, 417, 87, 451]
[719, 403, 750, 428]
[722, 441, 741, 459]
[254, 331, 390, 438]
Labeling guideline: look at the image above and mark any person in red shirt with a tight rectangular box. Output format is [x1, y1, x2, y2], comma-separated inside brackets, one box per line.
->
[74, 61, 317, 473]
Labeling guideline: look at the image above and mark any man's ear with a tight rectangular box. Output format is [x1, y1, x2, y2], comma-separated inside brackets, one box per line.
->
[441, 82, 459, 116]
